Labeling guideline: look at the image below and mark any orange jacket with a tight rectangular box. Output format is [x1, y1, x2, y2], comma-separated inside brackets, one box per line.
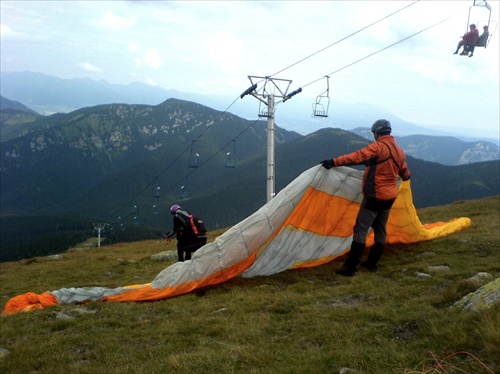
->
[333, 135, 410, 201]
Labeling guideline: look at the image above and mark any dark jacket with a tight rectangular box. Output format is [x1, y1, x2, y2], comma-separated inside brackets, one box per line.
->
[333, 135, 410, 201]
[476, 31, 489, 46]
[171, 210, 196, 247]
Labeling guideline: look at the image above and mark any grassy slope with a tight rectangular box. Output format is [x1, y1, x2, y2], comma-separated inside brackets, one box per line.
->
[0, 196, 499, 374]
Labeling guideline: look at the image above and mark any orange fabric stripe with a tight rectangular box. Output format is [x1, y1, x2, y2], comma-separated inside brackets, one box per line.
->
[2, 292, 59, 316]
[282, 187, 360, 237]
[102, 252, 258, 303]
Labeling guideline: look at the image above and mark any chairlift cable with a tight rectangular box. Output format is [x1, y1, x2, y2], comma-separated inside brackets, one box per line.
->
[109, 0, 427, 220]
[281, 14, 455, 97]
[108, 95, 241, 220]
[268, 1, 421, 79]
[159, 118, 262, 200]
[108, 2, 457, 223]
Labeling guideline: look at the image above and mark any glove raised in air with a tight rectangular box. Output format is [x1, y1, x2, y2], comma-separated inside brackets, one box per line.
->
[321, 159, 334, 170]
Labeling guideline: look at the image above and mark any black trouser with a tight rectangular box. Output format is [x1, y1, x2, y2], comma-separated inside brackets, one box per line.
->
[177, 237, 207, 262]
[343, 198, 394, 271]
[353, 197, 394, 246]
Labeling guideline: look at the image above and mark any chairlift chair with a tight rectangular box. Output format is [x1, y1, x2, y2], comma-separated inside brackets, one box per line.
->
[117, 216, 125, 231]
[225, 141, 236, 168]
[189, 143, 200, 168]
[151, 186, 160, 215]
[180, 178, 189, 198]
[152, 186, 161, 199]
[312, 76, 330, 118]
[254, 78, 275, 118]
[258, 101, 274, 118]
[130, 205, 139, 225]
[465, 0, 496, 52]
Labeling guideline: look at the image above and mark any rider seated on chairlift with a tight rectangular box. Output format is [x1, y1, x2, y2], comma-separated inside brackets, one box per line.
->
[453, 23, 479, 57]
[465, 25, 489, 57]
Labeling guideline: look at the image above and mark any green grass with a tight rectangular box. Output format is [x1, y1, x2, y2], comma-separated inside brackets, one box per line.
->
[1, 197, 499, 373]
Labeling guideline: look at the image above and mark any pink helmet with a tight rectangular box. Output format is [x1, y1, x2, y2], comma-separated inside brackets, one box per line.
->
[170, 204, 181, 215]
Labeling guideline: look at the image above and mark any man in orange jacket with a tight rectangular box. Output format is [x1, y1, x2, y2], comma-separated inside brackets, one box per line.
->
[321, 119, 411, 276]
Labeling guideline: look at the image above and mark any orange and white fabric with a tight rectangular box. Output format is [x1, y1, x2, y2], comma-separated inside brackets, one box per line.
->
[2, 166, 471, 316]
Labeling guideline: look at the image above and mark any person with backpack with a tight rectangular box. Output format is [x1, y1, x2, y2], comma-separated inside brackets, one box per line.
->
[320, 119, 411, 276]
[164, 204, 207, 262]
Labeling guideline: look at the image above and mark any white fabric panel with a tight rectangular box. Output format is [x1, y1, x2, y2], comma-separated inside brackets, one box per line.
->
[151, 167, 325, 289]
[52, 287, 126, 304]
[53, 166, 363, 299]
[242, 227, 352, 277]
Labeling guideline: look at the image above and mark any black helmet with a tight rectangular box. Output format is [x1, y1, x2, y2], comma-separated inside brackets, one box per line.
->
[371, 119, 391, 134]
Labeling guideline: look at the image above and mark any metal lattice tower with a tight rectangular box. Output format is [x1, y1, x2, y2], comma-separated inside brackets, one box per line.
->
[242, 76, 300, 202]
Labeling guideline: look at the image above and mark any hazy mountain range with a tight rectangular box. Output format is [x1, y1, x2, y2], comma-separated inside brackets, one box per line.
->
[2, 71, 499, 143]
[0, 73, 499, 262]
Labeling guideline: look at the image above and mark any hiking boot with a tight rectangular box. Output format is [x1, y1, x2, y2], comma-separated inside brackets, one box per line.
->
[360, 261, 378, 272]
[335, 265, 357, 276]
[361, 243, 384, 272]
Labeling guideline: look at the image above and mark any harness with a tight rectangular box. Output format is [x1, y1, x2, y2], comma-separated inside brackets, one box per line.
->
[372, 140, 402, 170]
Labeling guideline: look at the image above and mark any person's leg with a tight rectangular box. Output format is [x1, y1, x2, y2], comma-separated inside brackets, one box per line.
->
[361, 205, 392, 271]
[336, 200, 376, 276]
[361, 242, 384, 271]
[336, 241, 366, 276]
[177, 244, 184, 262]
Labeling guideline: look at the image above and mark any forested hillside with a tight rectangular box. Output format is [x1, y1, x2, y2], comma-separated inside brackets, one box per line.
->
[1, 99, 498, 263]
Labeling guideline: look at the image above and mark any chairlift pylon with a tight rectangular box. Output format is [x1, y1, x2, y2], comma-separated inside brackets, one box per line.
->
[312, 76, 330, 118]
[256, 78, 274, 118]
[225, 140, 236, 168]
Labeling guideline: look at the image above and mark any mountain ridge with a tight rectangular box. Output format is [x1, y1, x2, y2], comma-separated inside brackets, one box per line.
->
[2, 70, 498, 144]
[1, 94, 498, 263]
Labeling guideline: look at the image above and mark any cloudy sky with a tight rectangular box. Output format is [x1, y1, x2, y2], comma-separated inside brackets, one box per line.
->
[1, 0, 499, 140]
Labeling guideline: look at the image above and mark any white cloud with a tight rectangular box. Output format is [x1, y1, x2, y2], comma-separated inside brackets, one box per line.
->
[77, 62, 102, 73]
[99, 11, 136, 31]
[0, 23, 28, 39]
[144, 48, 163, 69]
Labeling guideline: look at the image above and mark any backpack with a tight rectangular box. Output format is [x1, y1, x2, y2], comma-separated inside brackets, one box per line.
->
[177, 210, 207, 239]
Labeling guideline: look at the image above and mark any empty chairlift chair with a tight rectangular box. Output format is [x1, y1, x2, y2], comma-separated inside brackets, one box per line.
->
[225, 141, 236, 168]
[312, 76, 330, 118]
[189, 143, 200, 168]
